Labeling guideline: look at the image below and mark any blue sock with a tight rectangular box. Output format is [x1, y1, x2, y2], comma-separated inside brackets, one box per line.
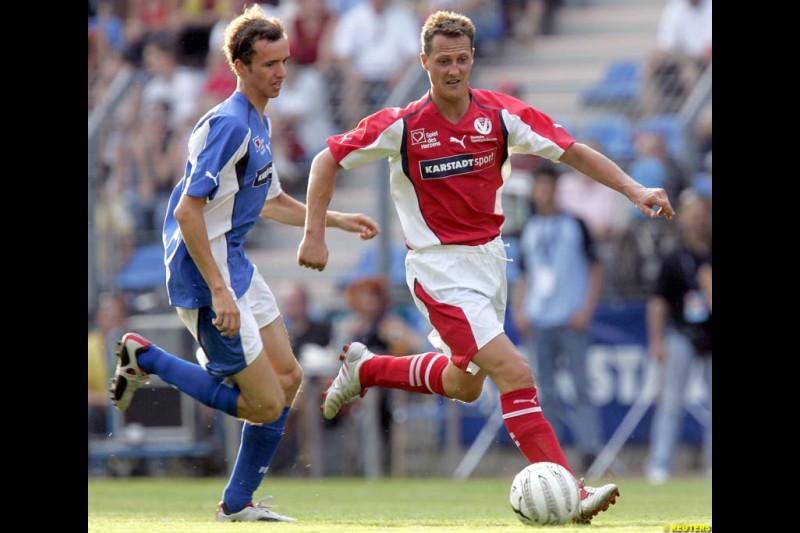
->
[137, 344, 239, 417]
[223, 407, 290, 513]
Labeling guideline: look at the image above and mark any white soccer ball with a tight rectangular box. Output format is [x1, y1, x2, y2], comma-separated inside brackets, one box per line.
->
[509, 462, 581, 525]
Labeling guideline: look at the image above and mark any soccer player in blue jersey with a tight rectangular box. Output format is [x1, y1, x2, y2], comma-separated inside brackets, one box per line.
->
[108, 5, 379, 522]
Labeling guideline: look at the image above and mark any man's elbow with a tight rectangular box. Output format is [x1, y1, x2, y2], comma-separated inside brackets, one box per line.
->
[259, 203, 275, 221]
[173, 202, 190, 225]
[312, 148, 341, 174]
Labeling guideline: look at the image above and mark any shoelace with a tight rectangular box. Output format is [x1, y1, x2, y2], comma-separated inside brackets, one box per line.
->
[254, 495, 279, 510]
[577, 478, 591, 498]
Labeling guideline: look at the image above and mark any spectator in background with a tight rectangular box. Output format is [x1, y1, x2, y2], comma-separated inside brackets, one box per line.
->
[325, 0, 364, 16]
[512, 167, 605, 471]
[331, 0, 420, 128]
[270, 282, 333, 475]
[693, 104, 712, 170]
[175, 0, 228, 68]
[644, 0, 712, 115]
[503, 0, 562, 42]
[288, 0, 336, 69]
[88, 0, 126, 72]
[268, 64, 340, 193]
[280, 282, 333, 357]
[202, 0, 249, 108]
[420, 0, 506, 56]
[120, 0, 181, 68]
[627, 130, 688, 209]
[334, 276, 425, 475]
[555, 139, 630, 244]
[694, 151, 711, 199]
[645, 189, 712, 485]
[131, 100, 179, 244]
[140, 33, 206, 131]
[88, 294, 128, 438]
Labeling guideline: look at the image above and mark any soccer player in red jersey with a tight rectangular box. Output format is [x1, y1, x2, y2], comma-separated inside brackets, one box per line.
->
[298, 10, 674, 523]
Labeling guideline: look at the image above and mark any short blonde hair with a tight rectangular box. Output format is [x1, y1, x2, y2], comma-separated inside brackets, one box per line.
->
[223, 4, 286, 72]
[420, 11, 476, 56]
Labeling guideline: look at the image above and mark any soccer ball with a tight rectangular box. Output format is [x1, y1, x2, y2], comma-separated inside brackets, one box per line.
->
[509, 462, 581, 525]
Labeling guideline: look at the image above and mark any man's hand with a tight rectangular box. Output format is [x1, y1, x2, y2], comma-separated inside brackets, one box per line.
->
[650, 339, 667, 364]
[328, 212, 381, 240]
[211, 287, 240, 338]
[569, 308, 593, 331]
[298, 236, 330, 272]
[631, 187, 676, 220]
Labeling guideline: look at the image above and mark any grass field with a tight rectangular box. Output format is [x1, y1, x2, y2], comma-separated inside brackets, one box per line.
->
[88, 476, 711, 532]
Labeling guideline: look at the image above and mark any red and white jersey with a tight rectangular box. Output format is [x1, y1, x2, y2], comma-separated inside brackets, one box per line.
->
[327, 89, 575, 249]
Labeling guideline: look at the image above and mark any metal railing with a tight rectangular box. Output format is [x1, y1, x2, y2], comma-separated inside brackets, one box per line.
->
[88, 65, 137, 316]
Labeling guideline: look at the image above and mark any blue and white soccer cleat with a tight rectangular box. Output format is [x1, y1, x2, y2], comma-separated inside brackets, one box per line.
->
[215, 496, 297, 522]
[574, 478, 620, 524]
[321, 342, 374, 419]
[109, 332, 151, 412]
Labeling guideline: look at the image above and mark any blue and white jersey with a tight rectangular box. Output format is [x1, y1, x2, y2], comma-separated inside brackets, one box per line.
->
[163, 91, 282, 309]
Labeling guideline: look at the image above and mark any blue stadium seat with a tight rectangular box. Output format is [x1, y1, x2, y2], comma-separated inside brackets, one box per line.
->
[581, 60, 642, 107]
[579, 114, 635, 163]
[116, 243, 166, 291]
[636, 113, 684, 159]
[336, 243, 408, 289]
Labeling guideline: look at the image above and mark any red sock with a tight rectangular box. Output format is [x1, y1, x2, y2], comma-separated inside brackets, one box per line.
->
[501, 386, 574, 475]
[360, 352, 449, 396]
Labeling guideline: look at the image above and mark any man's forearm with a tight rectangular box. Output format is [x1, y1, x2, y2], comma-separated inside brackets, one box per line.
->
[560, 142, 644, 201]
[178, 206, 227, 292]
[304, 150, 339, 238]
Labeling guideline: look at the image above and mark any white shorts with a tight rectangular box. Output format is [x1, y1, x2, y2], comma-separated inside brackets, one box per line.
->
[176, 267, 280, 377]
[405, 236, 508, 375]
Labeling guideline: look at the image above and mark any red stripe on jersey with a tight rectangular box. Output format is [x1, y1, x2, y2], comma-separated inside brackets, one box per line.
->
[413, 278, 478, 371]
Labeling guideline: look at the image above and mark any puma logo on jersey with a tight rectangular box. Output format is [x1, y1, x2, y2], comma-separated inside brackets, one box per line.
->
[449, 135, 466, 149]
[205, 170, 220, 186]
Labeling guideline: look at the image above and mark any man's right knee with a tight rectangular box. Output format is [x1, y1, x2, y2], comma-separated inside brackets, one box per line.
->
[238, 391, 287, 424]
[489, 355, 535, 392]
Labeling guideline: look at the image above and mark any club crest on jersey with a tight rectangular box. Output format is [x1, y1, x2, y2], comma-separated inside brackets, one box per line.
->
[474, 117, 492, 135]
[254, 162, 273, 187]
[419, 148, 496, 180]
[252, 136, 269, 156]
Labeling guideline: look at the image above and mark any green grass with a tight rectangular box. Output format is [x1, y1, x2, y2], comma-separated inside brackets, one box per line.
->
[88, 477, 711, 532]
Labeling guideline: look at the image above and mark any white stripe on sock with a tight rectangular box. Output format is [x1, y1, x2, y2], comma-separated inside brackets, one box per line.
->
[502, 406, 542, 419]
[409, 354, 423, 387]
[423, 353, 447, 393]
[414, 354, 426, 387]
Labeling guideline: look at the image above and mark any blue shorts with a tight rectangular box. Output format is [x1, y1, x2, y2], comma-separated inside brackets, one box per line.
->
[176, 268, 280, 378]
